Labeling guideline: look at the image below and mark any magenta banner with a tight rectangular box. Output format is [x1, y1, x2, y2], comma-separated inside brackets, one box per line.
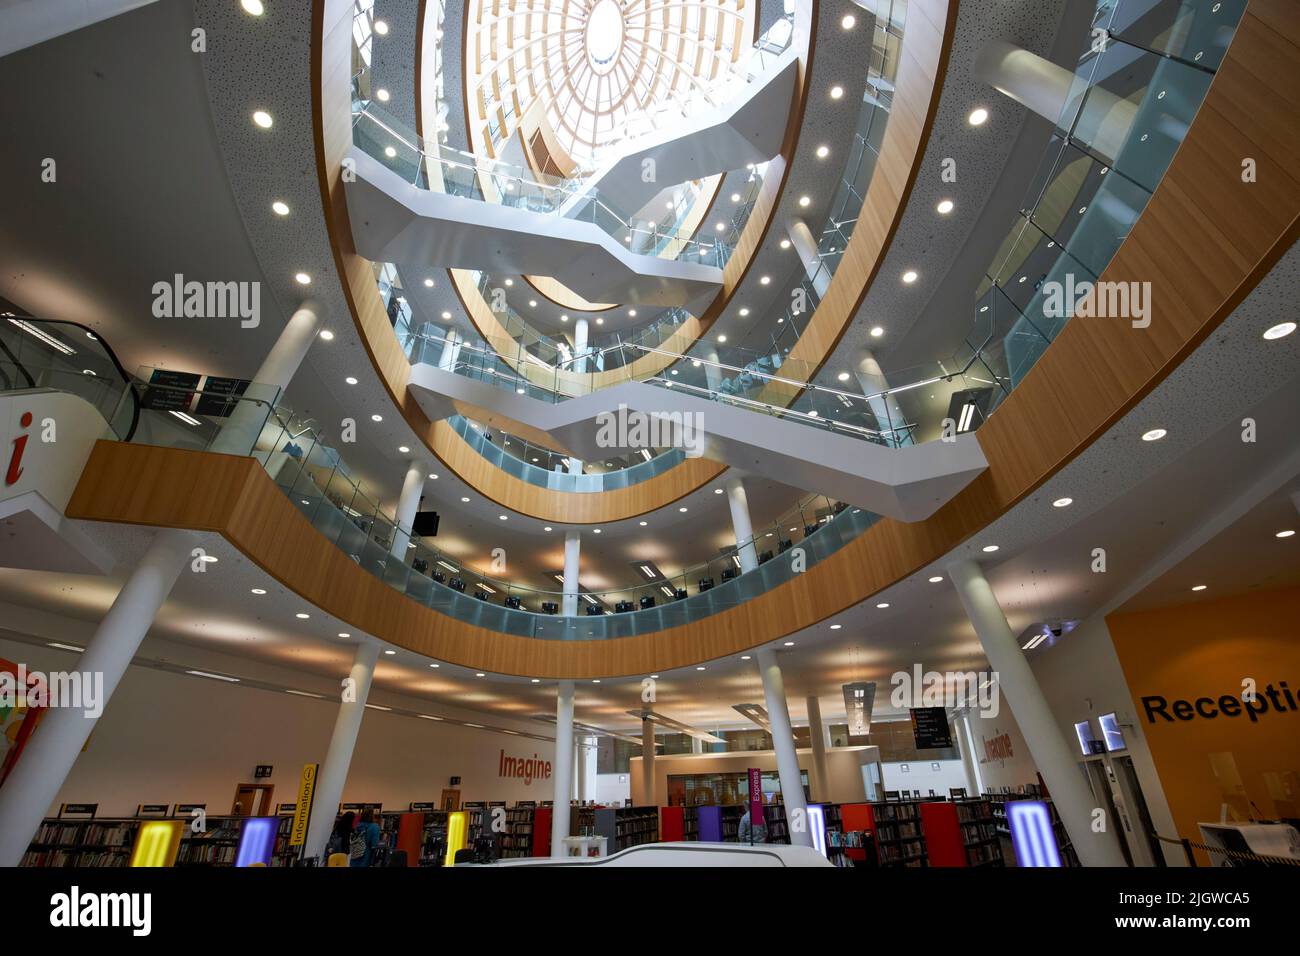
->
[747, 768, 762, 831]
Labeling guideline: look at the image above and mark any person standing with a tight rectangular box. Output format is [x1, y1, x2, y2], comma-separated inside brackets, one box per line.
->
[349, 808, 382, 867]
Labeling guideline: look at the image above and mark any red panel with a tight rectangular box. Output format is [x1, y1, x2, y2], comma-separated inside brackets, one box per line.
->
[840, 803, 876, 863]
[395, 812, 423, 867]
[533, 808, 552, 857]
[660, 806, 685, 842]
[919, 802, 966, 867]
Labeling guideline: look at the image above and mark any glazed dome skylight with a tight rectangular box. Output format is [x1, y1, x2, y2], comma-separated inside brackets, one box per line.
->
[466, 0, 757, 168]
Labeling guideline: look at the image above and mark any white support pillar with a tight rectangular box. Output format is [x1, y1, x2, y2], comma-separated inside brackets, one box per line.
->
[0, 528, 195, 867]
[210, 300, 323, 455]
[756, 648, 812, 847]
[389, 459, 425, 560]
[725, 475, 759, 574]
[955, 712, 984, 797]
[561, 530, 581, 616]
[573, 318, 590, 373]
[575, 734, 590, 803]
[303, 638, 381, 861]
[704, 347, 723, 393]
[806, 695, 830, 802]
[550, 681, 575, 857]
[974, 40, 1137, 162]
[641, 718, 657, 807]
[437, 328, 462, 370]
[566, 457, 583, 475]
[853, 349, 910, 446]
[691, 736, 704, 754]
[785, 219, 831, 298]
[948, 559, 1127, 866]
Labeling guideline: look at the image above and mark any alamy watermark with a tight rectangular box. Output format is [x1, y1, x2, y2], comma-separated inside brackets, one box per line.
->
[1042, 274, 1151, 329]
[594, 404, 705, 458]
[151, 273, 260, 328]
[0, 664, 104, 718]
[890, 665, 1000, 718]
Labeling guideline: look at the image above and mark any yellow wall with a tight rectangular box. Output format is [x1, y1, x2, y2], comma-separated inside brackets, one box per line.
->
[1106, 586, 1300, 853]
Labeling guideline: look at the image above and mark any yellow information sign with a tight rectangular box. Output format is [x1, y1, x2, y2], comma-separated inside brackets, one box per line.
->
[289, 763, 319, 847]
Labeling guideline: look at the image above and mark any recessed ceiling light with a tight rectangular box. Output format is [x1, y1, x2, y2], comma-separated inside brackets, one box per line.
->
[679, 507, 688, 513]
[639, 520, 647, 526]
[199, 555, 218, 564]
[968, 107, 989, 126]
[1053, 497, 1073, 508]
[739, 307, 750, 316]
[717, 335, 727, 343]
[1141, 428, 1167, 442]
[241, 0, 265, 14]
[829, 624, 842, 630]
[1191, 585, 1207, 592]
[596, 317, 604, 325]
[295, 612, 310, 619]
[424, 278, 435, 288]
[294, 272, 311, 285]
[714, 488, 724, 494]
[592, 528, 601, 533]
[731, 192, 741, 202]
[272, 200, 290, 216]
[429, 663, 439, 668]
[830, 86, 844, 100]
[714, 222, 726, 232]
[696, 666, 706, 671]
[936, 199, 954, 214]
[373, 19, 388, 35]
[460, 496, 470, 503]
[384, 649, 396, 656]
[504, 278, 513, 286]
[498, 515, 508, 521]
[384, 145, 397, 158]
[902, 270, 918, 284]
[799, 195, 811, 207]
[780, 239, 791, 249]
[870, 326, 884, 337]
[440, 311, 452, 320]
[251, 588, 267, 595]
[876, 602, 890, 609]
[318, 330, 334, 341]
[816, 145, 830, 158]
[837, 372, 850, 382]
[338, 632, 351, 638]
[371, 414, 382, 422]
[783, 641, 795, 646]
[1276, 530, 1295, 538]
[398, 445, 410, 453]
[928, 576, 943, 583]
[592, 679, 601, 683]
[345, 376, 358, 385]
[376, 88, 390, 102]
[476, 672, 486, 677]
[1263, 321, 1296, 340]
[841, 14, 856, 29]
[428, 473, 438, 480]
[252, 110, 273, 128]
[628, 309, 637, 317]
[981, 545, 999, 553]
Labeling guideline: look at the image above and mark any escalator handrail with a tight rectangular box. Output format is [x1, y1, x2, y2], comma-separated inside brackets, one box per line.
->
[2, 315, 141, 442]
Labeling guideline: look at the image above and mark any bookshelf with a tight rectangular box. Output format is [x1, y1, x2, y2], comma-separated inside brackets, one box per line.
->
[917, 800, 1003, 867]
[23, 814, 299, 867]
[762, 804, 791, 844]
[594, 806, 658, 851]
[835, 801, 927, 867]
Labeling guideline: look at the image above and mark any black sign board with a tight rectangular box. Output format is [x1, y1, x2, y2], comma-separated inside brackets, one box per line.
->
[140, 369, 200, 412]
[449, 775, 461, 786]
[135, 804, 170, 817]
[195, 375, 250, 417]
[909, 707, 953, 749]
[341, 802, 383, 811]
[276, 803, 297, 815]
[58, 803, 97, 819]
[409, 802, 437, 812]
[254, 764, 273, 779]
[173, 803, 206, 816]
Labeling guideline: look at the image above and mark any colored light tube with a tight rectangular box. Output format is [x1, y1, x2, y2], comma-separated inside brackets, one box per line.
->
[235, 817, 279, 867]
[129, 820, 184, 867]
[444, 811, 467, 866]
[1007, 800, 1063, 867]
[807, 804, 827, 857]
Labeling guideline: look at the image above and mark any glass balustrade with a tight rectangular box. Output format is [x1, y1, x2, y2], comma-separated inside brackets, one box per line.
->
[0, 315, 141, 441]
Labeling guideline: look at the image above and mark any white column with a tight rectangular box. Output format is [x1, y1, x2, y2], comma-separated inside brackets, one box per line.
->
[437, 328, 462, 370]
[210, 300, 323, 455]
[704, 348, 722, 393]
[691, 736, 703, 754]
[955, 712, 983, 797]
[786, 219, 831, 298]
[303, 639, 381, 861]
[641, 718, 657, 807]
[0, 528, 194, 867]
[550, 681, 575, 857]
[974, 40, 1137, 162]
[725, 475, 759, 574]
[566, 457, 583, 475]
[389, 459, 426, 560]
[756, 648, 812, 847]
[853, 349, 910, 446]
[561, 530, 581, 616]
[575, 734, 589, 803]
[806, 695, 830, 802]
[948, 559, 1126, 866]
[573, 318, 589, 373]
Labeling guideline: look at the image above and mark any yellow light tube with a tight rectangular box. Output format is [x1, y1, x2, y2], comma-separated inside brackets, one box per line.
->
[444, 811, 467, 866]
[129, 820, 184, 867]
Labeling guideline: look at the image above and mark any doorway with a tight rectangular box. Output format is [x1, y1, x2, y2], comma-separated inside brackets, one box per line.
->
[230, 783, 275, 816]
[440, 789, 461, 811]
